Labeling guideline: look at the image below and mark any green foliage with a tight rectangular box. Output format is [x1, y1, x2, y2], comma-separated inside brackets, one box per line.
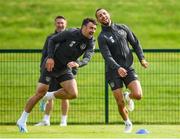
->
[0, 0, 179, 49]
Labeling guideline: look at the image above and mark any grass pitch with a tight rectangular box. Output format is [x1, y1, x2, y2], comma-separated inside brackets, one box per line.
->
[0, 125, 180, 138]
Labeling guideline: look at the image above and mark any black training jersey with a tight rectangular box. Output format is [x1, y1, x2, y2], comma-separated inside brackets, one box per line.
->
[47, 28, 95, 69]
[40, 31, 58, 67]
[98, 23, 144, 72]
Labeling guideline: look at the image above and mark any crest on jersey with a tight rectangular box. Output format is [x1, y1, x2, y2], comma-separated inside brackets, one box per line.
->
[69, 41, 76, 47]
[118, 30, 126, 36]
[80, 43, 86, 50]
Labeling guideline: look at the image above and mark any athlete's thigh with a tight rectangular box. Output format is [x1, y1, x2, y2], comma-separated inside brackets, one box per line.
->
[35, 83, 49, 95]
[127, 80, 142, 95]
[60, 79, 78, 94]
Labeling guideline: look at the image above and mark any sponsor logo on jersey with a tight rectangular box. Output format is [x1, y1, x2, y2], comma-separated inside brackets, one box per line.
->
[109, 36, 115, 43]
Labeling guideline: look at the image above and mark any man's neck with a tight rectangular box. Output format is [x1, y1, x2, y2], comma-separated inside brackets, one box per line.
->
[56, 29, 65, 33]
[102, 20, 111, 27]
[108, 20, 112, 26]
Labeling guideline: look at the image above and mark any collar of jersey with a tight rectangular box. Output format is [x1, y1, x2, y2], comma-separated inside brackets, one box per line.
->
[101, 23, 115, 31]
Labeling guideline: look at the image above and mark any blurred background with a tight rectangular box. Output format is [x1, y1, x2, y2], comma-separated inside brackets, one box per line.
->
[0, 0, 179, 49]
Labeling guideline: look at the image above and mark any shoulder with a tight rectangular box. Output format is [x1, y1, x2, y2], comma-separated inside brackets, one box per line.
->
[115, 23, 130, 31]
[65, 28, 79, 33]
[57, 28, 79, 37]
[45, 32, 55, 40]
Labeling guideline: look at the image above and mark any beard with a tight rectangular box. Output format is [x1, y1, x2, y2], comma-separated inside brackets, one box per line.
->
[102, 22, 109, 26]
[102, 21, 111, 26]
[101, 19, 111, 26]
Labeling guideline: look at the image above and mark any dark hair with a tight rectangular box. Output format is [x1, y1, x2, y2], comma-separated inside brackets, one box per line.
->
[81, 18, 97, 27]
[95, 8, 104, 18]
[55, 15, 66, 21]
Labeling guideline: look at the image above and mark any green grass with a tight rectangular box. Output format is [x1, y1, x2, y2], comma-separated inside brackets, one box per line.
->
[0, 125, 180, 138]
[0, 0, 179, 132]
[0, 0, 179, 49]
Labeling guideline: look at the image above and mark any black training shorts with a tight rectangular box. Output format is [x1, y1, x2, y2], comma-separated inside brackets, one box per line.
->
[48, 77, 61, 92]
[106, 68, 138, 91]
[39, 66, 74, 86]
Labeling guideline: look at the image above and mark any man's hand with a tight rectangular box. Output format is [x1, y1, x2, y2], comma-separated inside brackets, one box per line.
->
[45, 58, 54, 72]
[117, 67, 127, 77]
[67, 61, 79, 69]
[141, 59, 149, 68]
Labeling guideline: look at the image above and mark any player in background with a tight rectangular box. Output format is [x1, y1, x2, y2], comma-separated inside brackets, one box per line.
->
[35, 16, 72, 127]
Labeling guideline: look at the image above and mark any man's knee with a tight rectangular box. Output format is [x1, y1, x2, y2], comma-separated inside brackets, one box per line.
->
[133, 91, 142, 100]
[136, 94, 142, 100]
[35, 91, 46, 99]
[128, 80, 143, 100]
[35, 84, 48, 99]
[68, 90, 78, 99]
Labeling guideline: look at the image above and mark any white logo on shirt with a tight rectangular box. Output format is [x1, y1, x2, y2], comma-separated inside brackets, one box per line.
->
[109, 36, 115, 43]
[118, 30, 126, 36]
[110, 82, 115, 88]
[80, 43, 86, 50]
[45, 76, 51, 82]
[69, 41, 76, 47]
